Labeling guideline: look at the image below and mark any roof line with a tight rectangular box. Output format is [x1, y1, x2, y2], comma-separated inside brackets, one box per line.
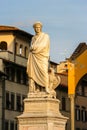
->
[69, 42, 87, 60]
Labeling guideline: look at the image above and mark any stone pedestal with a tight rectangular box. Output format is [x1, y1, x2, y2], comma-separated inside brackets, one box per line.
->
[17, 93, 68, 130]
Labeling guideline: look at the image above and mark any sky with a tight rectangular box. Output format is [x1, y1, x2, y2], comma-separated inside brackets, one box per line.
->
[0, 0, 87, 63]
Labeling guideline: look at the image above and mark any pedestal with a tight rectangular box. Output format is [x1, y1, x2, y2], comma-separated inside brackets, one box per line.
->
[17, 93, 68, 130]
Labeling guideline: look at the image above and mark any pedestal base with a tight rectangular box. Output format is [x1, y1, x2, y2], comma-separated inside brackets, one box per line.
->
[17, 93, 68, 130]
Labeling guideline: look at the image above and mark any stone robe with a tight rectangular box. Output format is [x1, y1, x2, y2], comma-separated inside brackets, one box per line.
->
[27, 32, 50, 88]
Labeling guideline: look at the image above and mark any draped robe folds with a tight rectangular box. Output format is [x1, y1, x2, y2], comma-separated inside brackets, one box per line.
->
[27, 32, 50, 88]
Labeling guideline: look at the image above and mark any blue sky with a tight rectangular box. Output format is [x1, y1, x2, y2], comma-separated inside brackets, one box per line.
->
[0, 0, 87, 63]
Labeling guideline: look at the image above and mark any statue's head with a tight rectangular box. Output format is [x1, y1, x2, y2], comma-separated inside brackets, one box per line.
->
[33, 21, 43, 34]
[33, 21, 43, 28]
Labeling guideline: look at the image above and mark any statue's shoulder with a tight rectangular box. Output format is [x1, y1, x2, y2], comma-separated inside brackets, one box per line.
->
[43, 32, 49, 36]
[43, 32, 50, 38]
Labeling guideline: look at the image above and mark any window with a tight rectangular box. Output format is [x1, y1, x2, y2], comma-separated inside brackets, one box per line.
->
[76, 128, 80, 130]
[5, 67, 9, 80]
[6, 91, 15, 111]
[15, 122, 17, 130]
[6, 92, 25, 112]
[81, 107, 86, 122]
[16, 94, 21, 111]
[62, 97, 66, 111]
[5, 120, 9, 130]
[75, 106, 80, 121]
[10, 121, 14, 130]
[11, 68, 15, 82]
[6, 67, 13, 81]
[0, 41, 7, 50]
[5, 66, 15, 82]
[22, 70, 27, 85]
[19, 44, 23, 55]
[16, 69, 21, 83]
[15, 68, 28, 85]
[6, 92, 10, 109]
[82, 87, 85, 96]
[81, 80, 87, 96]
[11, 93, 15, 110]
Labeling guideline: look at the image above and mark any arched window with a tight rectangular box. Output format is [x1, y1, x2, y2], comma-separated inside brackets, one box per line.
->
[19, 44, 23, 55]
[0, 41, 7, 50]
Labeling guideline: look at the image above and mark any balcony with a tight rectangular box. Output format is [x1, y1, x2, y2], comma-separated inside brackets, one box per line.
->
[0, 51, 27, 67]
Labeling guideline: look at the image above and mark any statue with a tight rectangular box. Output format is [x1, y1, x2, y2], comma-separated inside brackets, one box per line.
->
[27, 21, 60, 97]
[48, 67, 61, 98]
[27, 21, 50, 93]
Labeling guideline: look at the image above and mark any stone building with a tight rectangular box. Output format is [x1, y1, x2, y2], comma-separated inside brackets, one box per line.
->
[0, 25, 32, 130]
[0, 25, 87, 130]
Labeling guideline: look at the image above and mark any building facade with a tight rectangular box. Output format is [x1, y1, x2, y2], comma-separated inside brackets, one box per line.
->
[0, 26, 32, 130]
[57, 43, 87, 130]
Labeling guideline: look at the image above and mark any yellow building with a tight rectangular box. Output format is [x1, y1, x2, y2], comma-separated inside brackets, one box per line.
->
[68, 43, 87, 130]
[57, 43, 87, 130]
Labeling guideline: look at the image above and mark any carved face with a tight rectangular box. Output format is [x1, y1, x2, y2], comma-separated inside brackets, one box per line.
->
[34, 24, 42, 34]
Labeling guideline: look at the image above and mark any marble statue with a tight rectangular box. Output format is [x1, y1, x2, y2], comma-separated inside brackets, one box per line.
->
[27, 21, 50, 93]
[27, 21, 60, 97]
[48, 67, 61, 98]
